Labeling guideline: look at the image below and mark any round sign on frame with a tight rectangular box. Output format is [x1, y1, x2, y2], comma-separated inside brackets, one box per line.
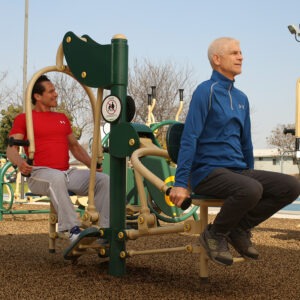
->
[101, 95, 122, 123]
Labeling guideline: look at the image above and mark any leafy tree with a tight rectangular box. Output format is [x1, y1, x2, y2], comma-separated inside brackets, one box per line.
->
[0, 104, 23, 152]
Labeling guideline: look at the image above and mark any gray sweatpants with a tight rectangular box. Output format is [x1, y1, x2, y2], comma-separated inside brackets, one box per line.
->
[28, 167, 110, 232]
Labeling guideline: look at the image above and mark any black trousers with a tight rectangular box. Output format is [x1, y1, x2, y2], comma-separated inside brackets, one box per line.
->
[194, 168, 300, 233]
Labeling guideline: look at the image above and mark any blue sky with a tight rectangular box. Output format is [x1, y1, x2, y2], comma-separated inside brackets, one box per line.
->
[1, 0, 300, 148]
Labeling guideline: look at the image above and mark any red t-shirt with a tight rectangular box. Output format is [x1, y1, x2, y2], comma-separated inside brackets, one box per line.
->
[10, 111, 72, 170]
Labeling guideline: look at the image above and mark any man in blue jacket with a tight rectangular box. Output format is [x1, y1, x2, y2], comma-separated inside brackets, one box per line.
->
[169, 37, 300, 266]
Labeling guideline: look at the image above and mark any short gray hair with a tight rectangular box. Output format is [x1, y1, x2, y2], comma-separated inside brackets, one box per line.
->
[207, 37, 239, 67]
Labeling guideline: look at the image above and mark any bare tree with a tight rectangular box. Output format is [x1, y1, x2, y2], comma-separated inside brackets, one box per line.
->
[267, 123, 300, 175]
[128, 58, 196, 124]
[0, 72, 22, 107]
[49, 73, 95, 140]
[128, 58, 196, 146]
[266, 123, 295, 154]
[0, 71, 8, 97]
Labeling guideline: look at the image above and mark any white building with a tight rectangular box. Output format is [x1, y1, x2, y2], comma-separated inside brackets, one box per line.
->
[254, 148, 299, 175]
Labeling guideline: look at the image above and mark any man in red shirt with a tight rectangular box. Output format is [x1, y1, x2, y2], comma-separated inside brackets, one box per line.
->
[6, 75, 110, 243]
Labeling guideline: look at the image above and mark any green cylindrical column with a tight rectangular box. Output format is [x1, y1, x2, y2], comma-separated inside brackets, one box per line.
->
[0, 161, 14, 221]
[108, 34, 128, 276]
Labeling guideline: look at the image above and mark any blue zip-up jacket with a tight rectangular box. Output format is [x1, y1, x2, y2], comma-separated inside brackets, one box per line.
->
[174, 70, 254, 190]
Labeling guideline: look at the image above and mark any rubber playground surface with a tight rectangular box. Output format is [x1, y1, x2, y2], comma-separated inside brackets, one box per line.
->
[0, 205, 299, 300]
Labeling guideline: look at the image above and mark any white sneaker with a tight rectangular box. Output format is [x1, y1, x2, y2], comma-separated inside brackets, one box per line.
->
[69, 226, 81, 243]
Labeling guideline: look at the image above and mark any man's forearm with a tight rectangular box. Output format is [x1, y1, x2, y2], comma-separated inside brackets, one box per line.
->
[71, 145, 92, 168]
[6, 146, 24, 167]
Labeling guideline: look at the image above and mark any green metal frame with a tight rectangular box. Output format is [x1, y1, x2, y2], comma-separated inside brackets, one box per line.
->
[0, 161, 50, 220]
[101, 121, 199, 223]
[150, 119, 180, 132]
[63, 32, 130, 276]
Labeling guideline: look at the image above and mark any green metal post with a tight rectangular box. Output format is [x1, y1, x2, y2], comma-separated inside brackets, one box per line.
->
[108, 35, 128, 276]
[0, 177, 3, 221]
[0, 161, 11, 221]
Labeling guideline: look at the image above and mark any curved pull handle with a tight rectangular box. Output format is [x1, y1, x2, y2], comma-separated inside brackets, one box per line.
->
[7, 137, 32, 177]
[165, 187, 192, 210]
[22, 158, 33, 178]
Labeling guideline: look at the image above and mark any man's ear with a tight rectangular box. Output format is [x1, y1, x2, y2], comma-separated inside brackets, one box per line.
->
[212, 54, 221, 66]
[33, 93, 41, 102]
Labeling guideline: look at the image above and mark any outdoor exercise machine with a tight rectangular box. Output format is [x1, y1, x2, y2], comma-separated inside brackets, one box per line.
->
[12, 32, 136, 273]
[99, 85, 197, 224]
[61, 32, 246, 279]
[146, 86, 184, 126]
[146, 86, 156, 126]
[0, 37, 101, 220]
[2, 32, 246, 280]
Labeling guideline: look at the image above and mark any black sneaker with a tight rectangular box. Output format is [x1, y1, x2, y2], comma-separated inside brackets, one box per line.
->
[199, 224, 233, 266]
[228, 227, 259, 259]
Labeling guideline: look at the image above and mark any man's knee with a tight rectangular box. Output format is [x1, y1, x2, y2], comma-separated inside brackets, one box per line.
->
[95, 173, 110, 192]
[97, 173, 109, 184]
[50, 172, 67, 186]
[285, 175, 300, 200]
[237, 180, 263, 206]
